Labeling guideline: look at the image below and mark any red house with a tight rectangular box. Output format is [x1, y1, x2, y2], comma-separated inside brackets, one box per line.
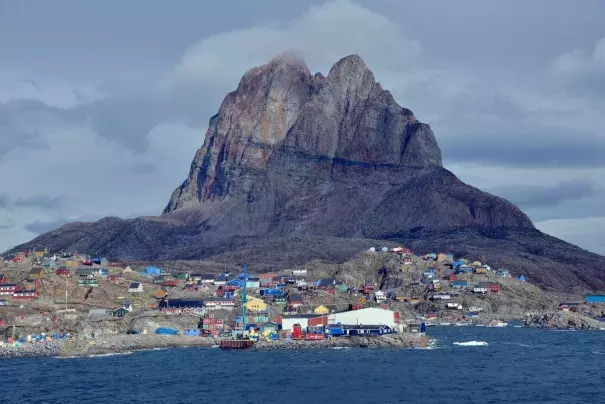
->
[108, 262, 121, 267]
[0, 273, 6, 284]
[13, 290, 39, 300]
[487, 283, 501, 293]
[13, 256, 23, 264]
[449, 274, 457, 281]
[56, 268, 70, 277]
[162, 280, 178, 287]
[308, 316, 328, 327]
[0, 284, 20, 295]
[81, 259, 93, 266]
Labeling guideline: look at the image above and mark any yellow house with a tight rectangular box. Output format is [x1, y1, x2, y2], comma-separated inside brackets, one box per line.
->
[34, 250, 46, 258]
[314, 305, 329, 315]
[245, 297, 267, 312]
[437, 253, 447, 262]
[472, 260, 482, 267]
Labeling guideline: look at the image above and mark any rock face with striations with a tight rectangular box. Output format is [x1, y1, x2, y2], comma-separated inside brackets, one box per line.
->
[163, 54, 532, 239]
[8, 54, 605, 292]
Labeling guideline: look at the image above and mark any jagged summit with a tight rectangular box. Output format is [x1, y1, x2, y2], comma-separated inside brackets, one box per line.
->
[8, 54, 605, 292]
[163, 54, 443, 214]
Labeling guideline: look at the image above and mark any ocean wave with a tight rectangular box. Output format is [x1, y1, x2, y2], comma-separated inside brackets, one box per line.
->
[453, 341, 488, 347]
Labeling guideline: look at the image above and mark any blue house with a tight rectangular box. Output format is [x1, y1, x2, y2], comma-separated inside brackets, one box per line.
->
[586, 295, 605, 304]
[260, 288, 284, 297]
[452, 260, 466, 270]
[452, 280, 468, 289]
[99, 268, 109, 277]
[456, 265, 474, 274]
[145, 266, 162, 275]
[518, 275, 526, 281]
[227, 279, 244, 288]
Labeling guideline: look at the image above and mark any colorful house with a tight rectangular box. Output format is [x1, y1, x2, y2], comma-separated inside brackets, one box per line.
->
[313, 305, 330, 315]
[154, 288, 168, 299]
[28, 267, 45, 280]
[451, 280, 468, 289]
[245, 297, 267, 312]
[496, 269, 511, 278]
[586, 295, 605, 304]
[144, 266, 161, 275]
[259, 321, 279, 334]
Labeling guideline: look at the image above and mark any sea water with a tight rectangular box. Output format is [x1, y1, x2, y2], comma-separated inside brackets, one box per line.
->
[2, 326, 604, 404]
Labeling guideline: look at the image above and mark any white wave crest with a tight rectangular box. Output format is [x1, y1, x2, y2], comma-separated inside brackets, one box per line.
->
[453, 341, 488, 346]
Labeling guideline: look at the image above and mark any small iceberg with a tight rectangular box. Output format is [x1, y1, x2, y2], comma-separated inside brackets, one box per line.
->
[453, 341, 488, 347]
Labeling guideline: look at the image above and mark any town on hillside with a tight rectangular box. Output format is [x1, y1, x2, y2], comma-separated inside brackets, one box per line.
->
[1, 246, 604, 350]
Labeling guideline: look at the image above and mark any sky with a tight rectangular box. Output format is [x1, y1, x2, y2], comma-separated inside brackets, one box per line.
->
[0, 0, 604, 254]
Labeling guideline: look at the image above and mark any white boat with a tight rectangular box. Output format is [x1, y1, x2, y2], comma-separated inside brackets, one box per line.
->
[454, 322, 470, 327]
[440, 322, 452, 326]
[487, 320, 508, 327]
[476, 324, 486, 327]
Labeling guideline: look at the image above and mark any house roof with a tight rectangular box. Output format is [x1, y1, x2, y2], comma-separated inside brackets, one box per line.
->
[282, 314, 321, 319]
[29, 267, 44, 274]
[288, 293, 303, 301]
[204, 297, 235, 302]
[342, 324, 391, 330]
[129, 282, 141, 288]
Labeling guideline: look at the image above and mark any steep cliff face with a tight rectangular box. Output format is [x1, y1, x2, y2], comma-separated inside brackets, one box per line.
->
[162, 54, 531, 239]
[7, 54, 604, 291]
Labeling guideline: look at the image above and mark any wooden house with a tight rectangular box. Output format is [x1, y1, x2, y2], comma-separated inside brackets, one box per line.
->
[28, 267, 45, 280]
[56, 268, 70, 277]
[13, 255, 24, 264]
[154, 288, 168, 299]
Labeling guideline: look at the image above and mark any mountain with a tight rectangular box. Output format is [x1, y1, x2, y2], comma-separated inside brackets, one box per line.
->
[7, 54, 605, 292]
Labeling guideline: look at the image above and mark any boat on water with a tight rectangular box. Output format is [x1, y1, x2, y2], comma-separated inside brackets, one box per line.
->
[487, 320, 508, 327]
[454, 322, 470, 327]
[476, 324, 486, 327]
[219, 339, 255, 349]
[440, 322, 452, 326]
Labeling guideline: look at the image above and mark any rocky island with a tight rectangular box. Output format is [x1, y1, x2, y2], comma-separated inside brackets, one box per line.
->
[2, 54, 605, 357]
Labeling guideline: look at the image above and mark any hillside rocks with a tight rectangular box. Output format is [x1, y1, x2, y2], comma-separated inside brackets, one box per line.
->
[7, 54, 605, 291]
[525, 311, 605, 330]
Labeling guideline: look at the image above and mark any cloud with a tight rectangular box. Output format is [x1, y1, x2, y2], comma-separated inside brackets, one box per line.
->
[13, 195, 70, 210]
[24, 218, 71, 234]
[488, 180, 597, 208]
[552, 37, 605, 96]
[0, 194, 70, 211]
[536, 217, 605, 255]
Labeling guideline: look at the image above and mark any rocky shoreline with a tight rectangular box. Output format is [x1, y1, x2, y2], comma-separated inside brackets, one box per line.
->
[525, 311, 605, 330]
[255, 333, 431, 350]
[0, 341, 65, 359]
[0, 333, 430, 358]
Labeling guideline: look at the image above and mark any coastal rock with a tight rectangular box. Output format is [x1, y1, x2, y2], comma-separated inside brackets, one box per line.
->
[254, 333, 430, 350]
[7, 54, 605, 291]
[525, 311, 605, 330]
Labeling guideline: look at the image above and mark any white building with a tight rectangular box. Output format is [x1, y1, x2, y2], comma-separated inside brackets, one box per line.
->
[292, 269, 307, 276]
[375, 291, 387, 303]
[327, 307, 396, 328]
[128, 282, 143, 293]
[281, 314, 318, 331]
[473, 287, 488, 294]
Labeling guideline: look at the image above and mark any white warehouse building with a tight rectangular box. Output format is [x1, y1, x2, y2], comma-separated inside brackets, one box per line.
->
[327, 307, 396, 328]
